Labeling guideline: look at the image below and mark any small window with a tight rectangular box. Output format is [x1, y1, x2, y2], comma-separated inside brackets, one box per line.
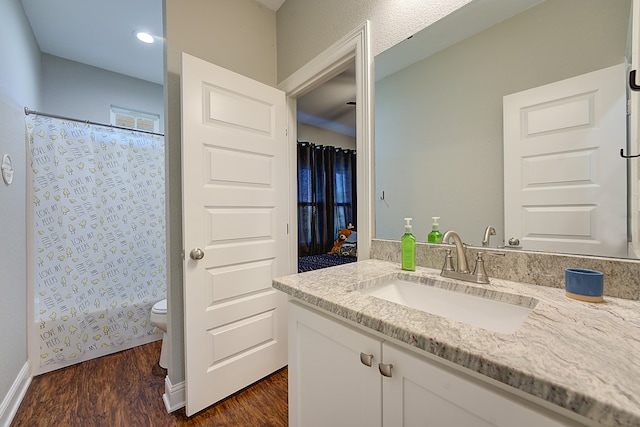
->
[110, 106, 160, 133]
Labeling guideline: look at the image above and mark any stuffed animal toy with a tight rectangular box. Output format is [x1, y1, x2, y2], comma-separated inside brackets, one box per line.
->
[328, 228, 352, 254]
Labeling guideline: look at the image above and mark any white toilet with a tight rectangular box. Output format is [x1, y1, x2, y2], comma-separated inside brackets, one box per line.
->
[150, 299, 168, 369]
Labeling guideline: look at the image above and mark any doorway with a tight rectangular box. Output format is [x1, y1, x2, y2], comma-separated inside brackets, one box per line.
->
[278, 21, 374, 273]
[296, 65, 358, 272]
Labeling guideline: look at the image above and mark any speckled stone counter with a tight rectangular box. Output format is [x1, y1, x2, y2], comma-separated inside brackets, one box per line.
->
[273, 259, 640, 427]
[371, 239, 640, 300]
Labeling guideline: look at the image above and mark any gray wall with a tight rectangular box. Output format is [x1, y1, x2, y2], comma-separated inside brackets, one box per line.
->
[42, 54, 164, 131]
[164, 0, 277, 387]
[0, 0, 40, 416]
[276, 0, 474, 82]
[297, 123, 356, 150]
[374, 0, 630, 244]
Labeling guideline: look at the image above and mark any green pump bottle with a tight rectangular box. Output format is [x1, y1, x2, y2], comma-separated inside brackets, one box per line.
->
[428, 216, 443, 243]
[401, 218, 416, 271]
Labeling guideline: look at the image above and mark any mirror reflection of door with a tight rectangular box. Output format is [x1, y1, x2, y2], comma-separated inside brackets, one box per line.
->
[503, 64, 627, 258]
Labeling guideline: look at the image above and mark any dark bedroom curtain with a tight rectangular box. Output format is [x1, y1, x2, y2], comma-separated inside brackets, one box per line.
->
[297, 142, 356, 256]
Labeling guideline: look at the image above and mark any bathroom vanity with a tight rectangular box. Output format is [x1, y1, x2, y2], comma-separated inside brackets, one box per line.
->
[273, 259, 640, 427]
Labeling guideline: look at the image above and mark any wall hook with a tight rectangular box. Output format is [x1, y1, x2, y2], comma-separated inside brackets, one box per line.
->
[620, 148, 640, 159]
[379, 190, 389, 207]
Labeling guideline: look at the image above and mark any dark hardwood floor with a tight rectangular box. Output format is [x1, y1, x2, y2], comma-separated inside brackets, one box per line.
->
[11, 340, 288, 426]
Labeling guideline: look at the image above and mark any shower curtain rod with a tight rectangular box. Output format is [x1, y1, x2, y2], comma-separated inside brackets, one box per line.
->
[24, 107, 164, 137]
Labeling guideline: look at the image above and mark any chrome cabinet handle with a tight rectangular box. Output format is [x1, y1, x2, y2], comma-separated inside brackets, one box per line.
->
[378, 362, 393, 378]
[190, 248, 204, 260]
[360, 352, 373, 367]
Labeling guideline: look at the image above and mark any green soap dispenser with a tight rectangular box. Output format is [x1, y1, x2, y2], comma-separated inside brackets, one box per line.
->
[401, 217, 416, 271]
[428, 216, 443, 243]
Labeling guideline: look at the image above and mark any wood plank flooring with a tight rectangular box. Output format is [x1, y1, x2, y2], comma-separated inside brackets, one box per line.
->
[11, 340, 288, 426]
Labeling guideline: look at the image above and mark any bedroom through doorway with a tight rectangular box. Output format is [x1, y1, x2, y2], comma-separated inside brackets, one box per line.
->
[295, 64, 358, 273]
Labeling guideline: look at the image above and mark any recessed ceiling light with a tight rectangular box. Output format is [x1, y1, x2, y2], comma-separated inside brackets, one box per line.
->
[135, 31, 155, 44]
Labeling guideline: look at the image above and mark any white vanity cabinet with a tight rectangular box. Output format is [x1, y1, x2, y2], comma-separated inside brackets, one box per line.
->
[288, 301, 382, 426]
[381, 342, 583, 426]
[289, 301, 587, 427]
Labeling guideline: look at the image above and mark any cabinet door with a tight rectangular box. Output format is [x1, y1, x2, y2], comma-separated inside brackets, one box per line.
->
[288, 302, 382, 427]
[382, 342, 580, 427]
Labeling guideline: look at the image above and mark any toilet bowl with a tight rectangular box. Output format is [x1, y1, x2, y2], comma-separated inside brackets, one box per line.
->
[150, 299, 168, 369]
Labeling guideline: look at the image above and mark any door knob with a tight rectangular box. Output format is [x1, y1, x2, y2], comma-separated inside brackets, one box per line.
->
[190, 248, 204, 260]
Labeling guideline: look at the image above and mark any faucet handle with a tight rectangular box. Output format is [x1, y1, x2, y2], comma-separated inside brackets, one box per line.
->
[472, 252, 490, 284]
[442, 249, 455, 272]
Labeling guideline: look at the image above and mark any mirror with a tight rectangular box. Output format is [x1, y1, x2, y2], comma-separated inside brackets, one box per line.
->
[374, 0, 633, 258]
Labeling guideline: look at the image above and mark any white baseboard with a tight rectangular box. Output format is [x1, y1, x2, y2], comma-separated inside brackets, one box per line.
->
[0, 361, 32, 427]
[163, 375, 185, 413]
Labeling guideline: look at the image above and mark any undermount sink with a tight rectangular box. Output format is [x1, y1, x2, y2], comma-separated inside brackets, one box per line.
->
[358, 275, 537, 334]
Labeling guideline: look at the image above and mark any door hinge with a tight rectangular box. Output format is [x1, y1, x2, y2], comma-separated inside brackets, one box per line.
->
[286, 223, 289, 234]
[285, 128, 288, 136]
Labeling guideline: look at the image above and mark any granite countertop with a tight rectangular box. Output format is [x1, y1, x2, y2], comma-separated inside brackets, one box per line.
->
[272, 259, 640, 427]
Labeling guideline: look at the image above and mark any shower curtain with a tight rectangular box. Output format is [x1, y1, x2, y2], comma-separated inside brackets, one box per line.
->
[26, 115, 166, 372]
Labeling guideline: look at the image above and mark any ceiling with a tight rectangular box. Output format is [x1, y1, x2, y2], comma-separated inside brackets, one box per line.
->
[21, 0, 165, 85]
[297, 67, 356, 137]
[20, 0, 355, 136]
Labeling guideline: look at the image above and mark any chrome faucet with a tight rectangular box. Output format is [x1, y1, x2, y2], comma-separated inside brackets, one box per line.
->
[441, 230, 469, 273]
[440, 230, 490, 284]
[482, 226, 496, 247]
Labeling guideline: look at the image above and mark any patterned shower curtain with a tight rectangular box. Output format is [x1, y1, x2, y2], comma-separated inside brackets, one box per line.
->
[26, 115, 166, 372]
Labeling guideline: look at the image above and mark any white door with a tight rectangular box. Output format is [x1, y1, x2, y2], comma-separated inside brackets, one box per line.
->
[504, 63, 627, 258]
[181, 53, 289, 416]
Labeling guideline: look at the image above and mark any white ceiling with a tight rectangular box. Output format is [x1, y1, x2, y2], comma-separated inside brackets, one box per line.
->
[20, 0, 354, 136]
[21, 0, 165, 85]
[20, 0, 285, 85]
[297, 66, 356, 137]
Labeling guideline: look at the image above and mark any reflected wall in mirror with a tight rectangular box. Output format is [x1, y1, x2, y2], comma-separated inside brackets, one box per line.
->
[374, 0, 633, 258]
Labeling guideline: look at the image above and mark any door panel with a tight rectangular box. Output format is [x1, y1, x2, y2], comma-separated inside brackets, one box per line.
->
[181, 52, 288, 416]
[504, 63, 627, 257]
